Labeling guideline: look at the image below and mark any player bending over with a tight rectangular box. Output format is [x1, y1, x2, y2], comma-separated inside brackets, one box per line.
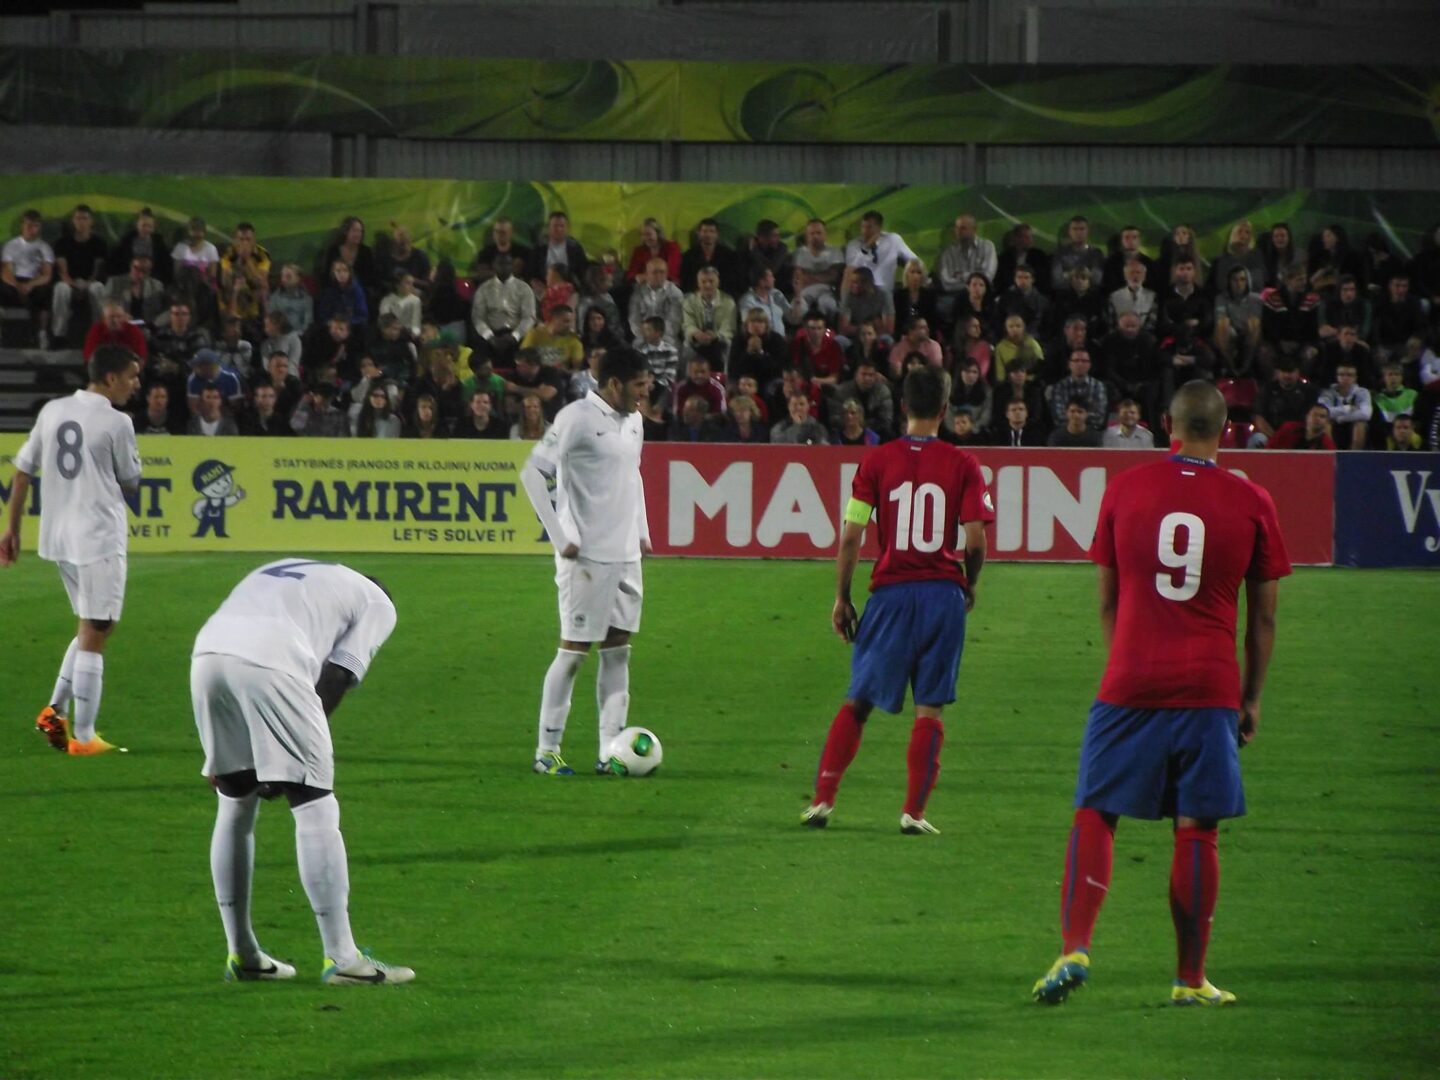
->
[1032, 381, 1289, 1008]
[802, 366, 995, 834]
[520, 347, 653, 776]
[1, 345, 141, 755]
[192, 559, 413, 986]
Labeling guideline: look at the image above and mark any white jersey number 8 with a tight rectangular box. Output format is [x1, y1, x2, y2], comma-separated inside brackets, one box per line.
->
[889, 481, 947, 553]
[1155, 511, 1205, 601]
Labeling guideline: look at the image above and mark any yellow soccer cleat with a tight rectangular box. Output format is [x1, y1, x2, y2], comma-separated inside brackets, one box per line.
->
[1032, 950, 1090, 1004]
[35, 706, 70, 752]
[1171, 979, 1236, 1006]
[67, 735, 125, 756]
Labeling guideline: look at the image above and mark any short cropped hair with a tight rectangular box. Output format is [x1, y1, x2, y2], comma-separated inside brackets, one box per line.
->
[1169, 380, 1227, 440]
[902, 366, 947, 420]
[598, 347, 649, 387]
[861, 211, 884, 226]
[89, 344, 138, 385]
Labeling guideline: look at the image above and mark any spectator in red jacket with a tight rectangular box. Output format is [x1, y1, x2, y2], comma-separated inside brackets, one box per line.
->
[625, 219, 682, 283]
[791, 312, 846, 386]
[1269, 403, 1337, 449]
[84, 299, 149, 361]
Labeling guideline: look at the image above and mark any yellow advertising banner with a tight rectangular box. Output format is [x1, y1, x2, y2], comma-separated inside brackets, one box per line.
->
[0, 435, 552, 554]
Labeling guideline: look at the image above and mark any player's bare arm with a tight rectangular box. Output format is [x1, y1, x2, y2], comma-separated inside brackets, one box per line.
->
[316, 661, 356, 718]
[961, 520, 987, 611]
[833, 516, 866, 642]
[1239, 577, 1280, 745]
[1096, 564, 1119, 649]
[0, 468, 30, 566]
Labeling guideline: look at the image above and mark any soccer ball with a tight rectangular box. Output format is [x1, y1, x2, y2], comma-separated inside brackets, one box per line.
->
[608, 727, 663, 777]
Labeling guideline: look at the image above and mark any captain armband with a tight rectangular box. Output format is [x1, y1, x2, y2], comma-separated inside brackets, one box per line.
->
[843, 498, 874, 526]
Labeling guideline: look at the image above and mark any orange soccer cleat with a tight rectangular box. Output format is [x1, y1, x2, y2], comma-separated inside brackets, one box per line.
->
[67, 735, 124, 756]
[35, 706, 70, 752]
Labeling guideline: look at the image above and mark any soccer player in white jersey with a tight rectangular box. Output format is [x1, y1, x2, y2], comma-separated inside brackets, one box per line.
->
[1, 345, 141, 755]
[191, 559, 414, 986]
[520, 347, 653, 775]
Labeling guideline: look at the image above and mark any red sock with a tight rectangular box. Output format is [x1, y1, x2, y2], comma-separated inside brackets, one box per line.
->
[1060, 808, 1115, 954]
[903, 716, 944, 818]
[1170, 826, 1219, 987]
[813, 703, 864, 805]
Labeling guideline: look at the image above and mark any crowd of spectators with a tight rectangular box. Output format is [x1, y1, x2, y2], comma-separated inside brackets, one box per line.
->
[4, 203, 1437, 450]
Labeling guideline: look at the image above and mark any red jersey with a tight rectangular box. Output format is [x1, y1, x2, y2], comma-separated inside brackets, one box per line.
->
[851, 436, 995, 592]
[1090, 456, 1292, 709]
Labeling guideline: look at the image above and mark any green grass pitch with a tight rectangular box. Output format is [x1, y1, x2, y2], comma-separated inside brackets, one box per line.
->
[0, 554, 1436, 1079]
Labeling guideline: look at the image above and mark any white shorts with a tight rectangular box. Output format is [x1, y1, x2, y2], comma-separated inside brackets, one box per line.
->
[555, 555, 643, 643]
[191, 653, 335, 790]
[57, 556, 127, 621]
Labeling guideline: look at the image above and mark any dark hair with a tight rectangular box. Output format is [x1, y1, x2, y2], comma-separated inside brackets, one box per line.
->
[697, 217, 720, 230]
[21, 208, 41, 224]
[1066, 395, 1090, 412]
[199, 382, 222, 397]
[515, 348, 541, 366]
[1116, 397, 1138, 410]
[1173, 256, 1195, 268]
[88, 345, 138, 385]
[643, 315, 666, 332]
[756, 219, 779, 236]
[548, 304, 573, 316]
[902, 366, 946, 419]
[235, 221, 255, 234]
[804, 311, 827, 325]
[751, 264, 774, 287]
[861, 211, 883, 226]
[73, 203, 93, 215]
[1337, 273, 1357, 289]
[597, 346, 650, 388]
[548, 211, 569, 222]
[1274, 355, 1300, 372]
[357, 381, 394, 437]
[378, 312, 400, 330]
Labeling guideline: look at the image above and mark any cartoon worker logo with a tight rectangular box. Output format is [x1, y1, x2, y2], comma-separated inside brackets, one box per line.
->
[191, 459, 245, 538]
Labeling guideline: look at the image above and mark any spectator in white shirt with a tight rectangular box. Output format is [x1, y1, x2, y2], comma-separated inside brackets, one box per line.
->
[1317, 361, 1373, 449]
[1108, 257, 1158, 332]
[628, 257, 684, 345]
[171, 217, 221, 286]
[1102, 399, 1158, 449]
[1, 208, 56, 347]
[471, 253, 535, 367]
[844, 211, 919, 292]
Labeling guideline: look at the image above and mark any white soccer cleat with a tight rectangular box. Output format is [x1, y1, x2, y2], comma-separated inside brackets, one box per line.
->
[800, 801, 833, 828]
[224, 951, 297, 982]
[900, 813, 940, 835]
[323, 951, 415, 986]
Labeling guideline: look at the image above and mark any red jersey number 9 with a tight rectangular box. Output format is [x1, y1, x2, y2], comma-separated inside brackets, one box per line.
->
[1155, 511, 1206, 601]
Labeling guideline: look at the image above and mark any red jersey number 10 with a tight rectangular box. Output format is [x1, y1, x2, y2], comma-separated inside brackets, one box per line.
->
[1155, 511, 1206, 602]
[888, 481, 948, 553]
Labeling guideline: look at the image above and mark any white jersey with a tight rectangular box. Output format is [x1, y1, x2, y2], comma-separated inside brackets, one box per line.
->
[14, 390, 141, 565]
[192, 560, 396, 687]
[527, 391, 647, 563]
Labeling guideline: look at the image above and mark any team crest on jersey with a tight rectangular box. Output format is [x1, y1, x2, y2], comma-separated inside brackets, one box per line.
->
[191, 459, 246, 539]
[983, 490, 995, 512]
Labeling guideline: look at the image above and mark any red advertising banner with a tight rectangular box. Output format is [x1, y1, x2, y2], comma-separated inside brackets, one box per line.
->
[641, 446, 1335, 565]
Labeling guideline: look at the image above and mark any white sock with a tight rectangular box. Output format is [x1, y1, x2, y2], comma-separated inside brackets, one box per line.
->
[51, 637, 79, 713]
[71, 650, 104, 742]
[211, 792, 261, 960]
[537, 649, 587, 755]
[596, 645, 632, 759]
[292, 795, 359, 968]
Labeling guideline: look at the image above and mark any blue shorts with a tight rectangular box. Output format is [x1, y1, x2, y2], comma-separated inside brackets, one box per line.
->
[847, 581, 968, 715]
[1074, 701, 1245, 821]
